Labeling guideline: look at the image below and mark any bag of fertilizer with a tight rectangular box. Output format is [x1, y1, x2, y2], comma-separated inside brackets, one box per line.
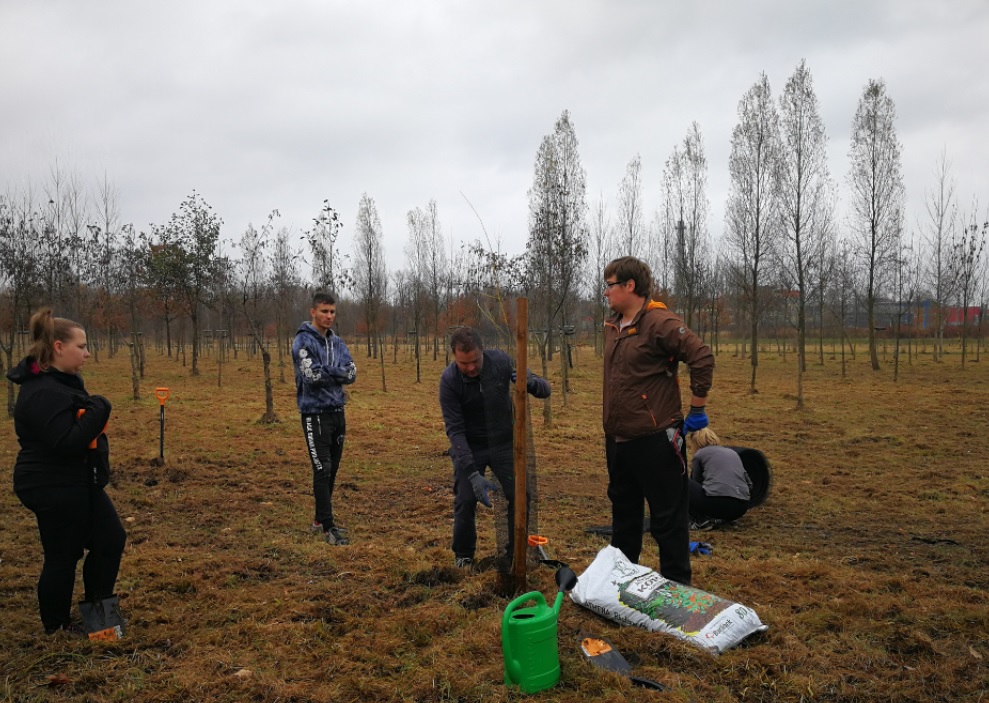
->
[570, 545, 766, 655]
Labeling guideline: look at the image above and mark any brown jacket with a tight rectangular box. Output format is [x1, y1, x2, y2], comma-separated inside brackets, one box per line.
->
[603, 300, 714, 440]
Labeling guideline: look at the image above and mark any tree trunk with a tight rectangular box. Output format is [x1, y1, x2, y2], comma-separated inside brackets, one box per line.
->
[259, 346, 278, 423]
[378, 333, 387, 392]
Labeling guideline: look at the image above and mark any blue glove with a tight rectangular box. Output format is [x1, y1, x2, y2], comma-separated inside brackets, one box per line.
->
[689, 541, 713, 556]
[468, 471, 497, 508]
[683, 405, 708, 433]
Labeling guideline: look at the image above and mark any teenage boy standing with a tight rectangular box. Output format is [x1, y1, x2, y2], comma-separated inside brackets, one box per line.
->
[292, 292, 357, 545]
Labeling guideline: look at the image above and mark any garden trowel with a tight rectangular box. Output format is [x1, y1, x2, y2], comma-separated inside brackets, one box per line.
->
[578, 631, 668, 691]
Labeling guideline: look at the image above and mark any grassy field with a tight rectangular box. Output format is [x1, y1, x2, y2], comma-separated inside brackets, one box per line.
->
[1, 340, 987, 702]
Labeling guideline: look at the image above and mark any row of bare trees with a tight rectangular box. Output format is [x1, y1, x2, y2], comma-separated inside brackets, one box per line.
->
[3, 62, 988, 420]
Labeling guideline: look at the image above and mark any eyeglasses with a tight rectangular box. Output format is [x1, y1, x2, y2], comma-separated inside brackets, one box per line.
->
[603, 280, 624, 292]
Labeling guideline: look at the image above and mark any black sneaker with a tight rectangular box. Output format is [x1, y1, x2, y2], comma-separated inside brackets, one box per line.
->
[689, 519, 714, 531]
[454, 556, 475, 569]
[323, 527, 349, 546]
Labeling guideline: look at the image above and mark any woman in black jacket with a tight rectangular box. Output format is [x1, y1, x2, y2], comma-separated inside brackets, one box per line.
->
[8, 309, 125, 635]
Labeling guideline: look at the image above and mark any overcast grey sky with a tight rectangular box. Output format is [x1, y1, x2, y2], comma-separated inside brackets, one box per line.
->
[3, 1, 987, 275]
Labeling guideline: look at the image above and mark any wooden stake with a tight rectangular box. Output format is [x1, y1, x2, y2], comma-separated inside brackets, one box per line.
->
[512, 298, 529, 592]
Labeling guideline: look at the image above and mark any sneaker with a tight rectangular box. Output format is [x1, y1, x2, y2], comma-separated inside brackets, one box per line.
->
[454, 556, 475, 569]
[310, 520, 323, 534]
[323, 527, 349, 546]
[689, 519, 714, 531]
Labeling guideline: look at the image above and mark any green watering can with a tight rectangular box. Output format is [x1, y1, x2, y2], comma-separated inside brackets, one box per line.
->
[502, 566, 578, 694]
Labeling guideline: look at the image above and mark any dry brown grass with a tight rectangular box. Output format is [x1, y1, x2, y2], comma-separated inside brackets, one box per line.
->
[1, 341, 987, 702]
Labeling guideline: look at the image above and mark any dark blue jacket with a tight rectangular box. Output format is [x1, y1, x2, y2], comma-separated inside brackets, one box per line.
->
[438, 348, 550, 477]
[291, 322, 356, 414]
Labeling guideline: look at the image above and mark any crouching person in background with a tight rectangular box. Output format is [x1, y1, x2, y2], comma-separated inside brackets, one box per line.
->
[687, 427, 751, 531]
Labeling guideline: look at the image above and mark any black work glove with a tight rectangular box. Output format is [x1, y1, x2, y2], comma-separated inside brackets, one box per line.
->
[468, 471, 498, 508]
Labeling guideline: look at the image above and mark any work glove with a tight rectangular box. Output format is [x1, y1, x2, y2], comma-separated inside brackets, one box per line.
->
[689, 541, 713, 556]
[683, 405, 708, 433]
[468, 471, 497, 508]
[511, 370, 537, 388]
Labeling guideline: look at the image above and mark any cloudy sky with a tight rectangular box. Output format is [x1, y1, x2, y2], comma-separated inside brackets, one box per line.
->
[3, 1, 987, 274]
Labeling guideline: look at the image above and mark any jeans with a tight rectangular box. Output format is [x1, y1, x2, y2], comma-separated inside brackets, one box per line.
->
[301, 410, 346, 528]
[16, 485, 126, 632]
[607, 432, 691, 585]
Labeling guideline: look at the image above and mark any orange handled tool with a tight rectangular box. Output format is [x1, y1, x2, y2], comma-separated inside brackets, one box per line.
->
[528, 534, 550, 561]
[155, 388, 170, 462]
[76, 408, 107, 449]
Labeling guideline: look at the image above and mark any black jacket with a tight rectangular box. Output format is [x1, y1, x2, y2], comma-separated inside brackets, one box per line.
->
[438, 349, 550, 478]
[7, 356, 111, 492]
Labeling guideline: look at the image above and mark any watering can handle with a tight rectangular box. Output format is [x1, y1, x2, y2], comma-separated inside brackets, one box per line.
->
[501, 591, 548, 678]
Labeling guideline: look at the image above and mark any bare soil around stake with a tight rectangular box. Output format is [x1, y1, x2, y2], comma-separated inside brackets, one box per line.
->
[1, 343, 987, 702]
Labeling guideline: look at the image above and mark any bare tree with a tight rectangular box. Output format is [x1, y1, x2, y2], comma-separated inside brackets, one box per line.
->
[306, 200, 345, 295]
[953, 204, 987, 365]
[848, 77, 905, 371]
[725, 72, 781, 393]
[405, 206, 430, 383]
[526, 109, 588, 413]
[615, 154, 644, 256]
[921, 150, 960, 361]
[0, 193, 42, 415]
[145, 239, 185, 359]
[115, 223, 147, 398]
[353, 193, 388, 391]
[405, 200, 447, 362]
[269, 224, 301, 383]
[587, 193, 613, 357]
[778, 60, 833, 406]
[664, 123, 710, 327]
[38, 162, 75, 312]
[151, 191, 223, 376]
[238, 211, 280, 422]
[89, 173, 121, 359]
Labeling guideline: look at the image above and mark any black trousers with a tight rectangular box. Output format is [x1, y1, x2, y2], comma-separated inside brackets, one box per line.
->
[607, 432, 691, 585]
[452, 442, 517, 559]
[688, 479, 750, 522]
[301, 410, 346, 529]
[16, 485, 126, 632]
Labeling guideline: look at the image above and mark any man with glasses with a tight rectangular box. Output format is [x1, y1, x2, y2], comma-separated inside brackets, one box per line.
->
[602, 256, 714, 585]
